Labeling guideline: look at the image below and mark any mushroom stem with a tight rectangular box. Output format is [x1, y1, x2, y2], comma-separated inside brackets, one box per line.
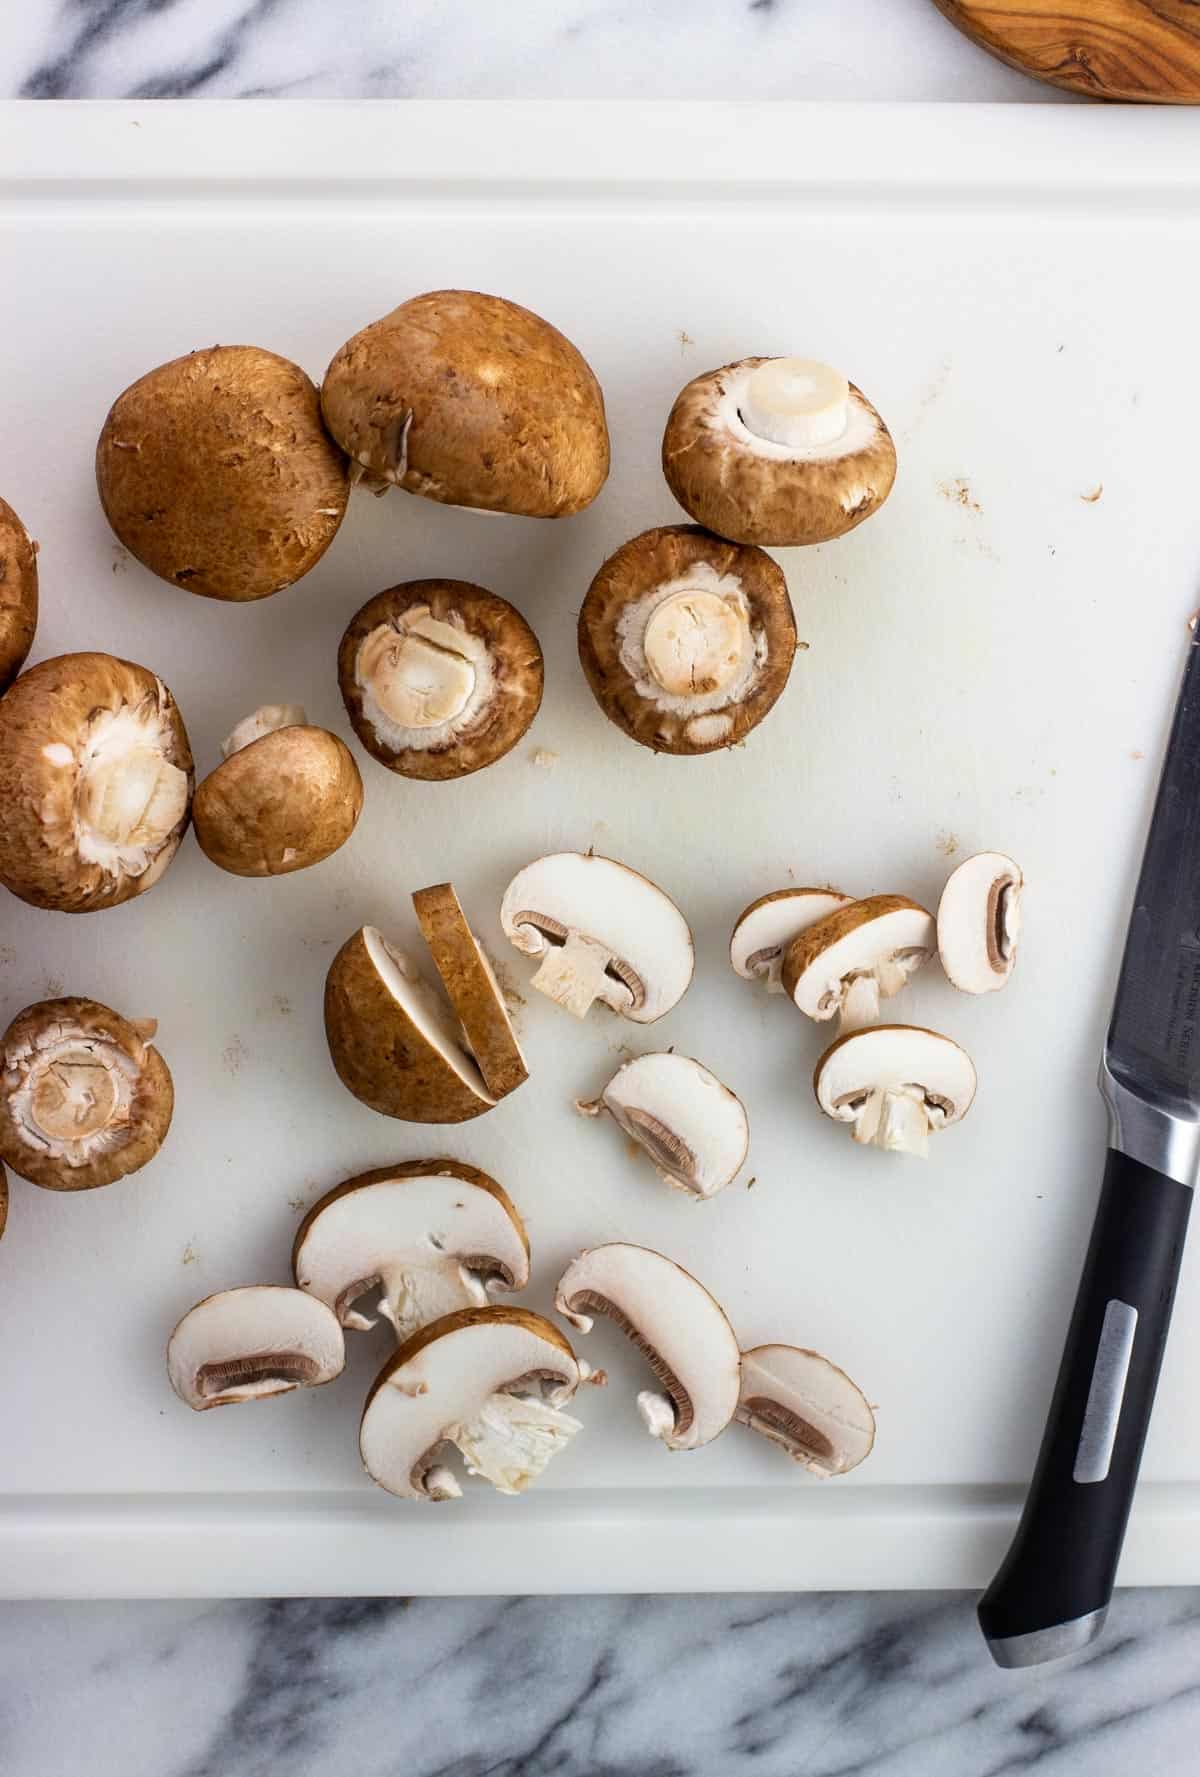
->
[839, 974, 881, 1034]
[739, 358, 850, 451]
[376, 1263, 491, 1344]
[636, 1391, 678, 1442]
[221, 704, 308, 759]
[853, 1089, 930, 1158]
[424, 1464, 463, 1502]
[530, 930, 614, 1021]
[452, 1391, 583, 1495]
[642, 590, 748, 698]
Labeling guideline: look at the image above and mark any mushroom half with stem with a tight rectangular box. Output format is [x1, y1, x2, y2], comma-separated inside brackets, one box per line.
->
[730, 887, 854, 994]
[736, 1345, 876, 1477]
[938, 851, 1024, 995]
[167, 1286, 346, 1410]
[0, 495, 38, 695]
[814, 1025, 977, 1158]
[578, 1052, 749, 1200]
[782, 895, 935, 1034]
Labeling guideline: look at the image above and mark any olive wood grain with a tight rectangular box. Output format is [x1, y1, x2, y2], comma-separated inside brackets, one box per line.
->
[933, 0, 1200, 102]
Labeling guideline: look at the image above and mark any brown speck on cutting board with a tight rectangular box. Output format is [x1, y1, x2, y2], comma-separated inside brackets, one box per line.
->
[273, 994, 292, 1017]
[287, 1194, 307, 1212]
[1130, 749, 1145, 761]
[0, 944, 13, 967]
[901, 356, 951, 443]
[181, 1243, 198, 1266]
[746, 1176, 758, 1191]
[938, 477, 981, 515]
[531, 748, 558, 770]
[222, 1036, 246, 1075]
[679, 330, 694, 353]
[42, 976, 64, 997]
[1080, 484, 1103, 504]
[935, 831, 960, 858]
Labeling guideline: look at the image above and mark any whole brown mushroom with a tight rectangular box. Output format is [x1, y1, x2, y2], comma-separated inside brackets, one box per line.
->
[0, 496, 38, 694]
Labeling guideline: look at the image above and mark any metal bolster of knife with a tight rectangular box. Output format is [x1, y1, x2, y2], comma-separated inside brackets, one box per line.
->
[1100, 1056, 1200, 1189]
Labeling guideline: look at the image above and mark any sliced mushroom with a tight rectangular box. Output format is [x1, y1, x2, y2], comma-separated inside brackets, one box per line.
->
[814, 1024, 977, 1158]
[782, 895, 935, 1034]
[0, 997, 173, 1191]
[736, 1345, 875, 1477]
[412, 883, 527, 1098]
[555, 1243, 740, 1450]
[292, 1160, 530, 1341]
[0, 495, 38, 695]
[938, 851, 1024, 995]
[359, 1306, 584, 1500]
[730, 888, 853, 993]
[500, 852, 694, 1024]
[167, 1286, 345, 1411]
[662, 356, 897, 547]
[577, 525, 797, 755]
[579, 1053, 749, 1200]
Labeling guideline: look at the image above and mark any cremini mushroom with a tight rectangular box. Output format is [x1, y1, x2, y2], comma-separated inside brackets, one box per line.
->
[0, 652, 193, 913]
[730, 888, 853, 993]
[555, 1243, 740, 1450]
[813, 1024, 977, 1158]
[662, 356, 897, 547]
[782, 895, 935, 1034]
[578, 1052, 749, 1200]
[413, 883, 527, 1098]
[0, 997, 173, 1191]
[338, 581, 543, 781]
[0, 495, 38, 694]
[937, 851, 1024, 995]
[293, 1160, 530, 1341]
[192, 703, 363, 877]
[167, 1286, 345, 1411]
[359, 1306, 585, 1499]
[577, 524, 797, 755]
[321, 289, 609, 516]
[96, 346, 351, 602]
[500, 852, 694, 1023]
[736, 1345, 875, 1476]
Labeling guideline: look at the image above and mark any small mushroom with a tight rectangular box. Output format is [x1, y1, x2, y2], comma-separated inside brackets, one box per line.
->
[412, 883, 528, 1098]
[555, 1243, 740, 1450]
[735, 1345, 875, 1477]
[96, 346, 351, 602]
[813, 1024, 977, 1158]
[937, 851, 1024, 995]
[730, 887, 854, 993]
[0, 997, 173, 1191]
[662, 356, 897, 547]
[782, 895, 935, 1033]
[0, 495, 38, 694]
[292, 1159, 530, 1341]
[321, 289, 609, 516]
[338, 581, 543, 781]
[359, 1306, 585, 1500]
[500, 852, 694, 1023]
[192, 703, 363, 877]
[167, 1286, 345, 1411]
[577, 525, 797, 755]
[578, 1053, 749, 1200]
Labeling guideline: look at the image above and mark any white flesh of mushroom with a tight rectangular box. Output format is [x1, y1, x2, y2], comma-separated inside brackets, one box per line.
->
[739, 358, 851, 451]
[790, 905, 935, 1034]
[815, 1026, 977, 1159]
[69, 692, 189, 880]
[730, 889, 853, 993]
[364, 928, 496, 1110]
[713, 360, 882, 486]
[578, 1052, 749, 1199]
[167, 1286, 345, 1410]
[937, 852, 1024, 995]
[616, 560, 765, 726]
[3, 1012, 147, 1170]
[356, 607, 495, 753]
[736, 1345, 875, 1477]
[221, 703, 308, 759]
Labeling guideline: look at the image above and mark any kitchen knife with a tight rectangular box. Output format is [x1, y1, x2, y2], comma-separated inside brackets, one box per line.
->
[978, 622, 1200, 1669]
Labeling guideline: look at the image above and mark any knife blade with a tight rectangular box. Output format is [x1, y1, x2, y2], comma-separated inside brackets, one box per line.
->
[978, 622, 1200, 1669]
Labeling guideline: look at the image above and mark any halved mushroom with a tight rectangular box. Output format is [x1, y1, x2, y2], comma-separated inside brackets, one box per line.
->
[167, 1286, 345, 1411]
[0, 652, 193, 913]
[736, 1345, 875, 1476]
[0, 997, 173, 1191]
[782, 895, 935, 1034]
[577, 525, 797, 755]
[293, 1160, 530, 1341]
[412, 883, 527, 1098]
[0, 495, 38, 694]
[359, 1306, 584, 1499]
[662, 356, 897, 547]
[321, 289, 609, 517]
[555, 1243, 740, 1450]
[814, 1025, 977, 1158]
[730, 887, 853, 993]
[338, 581, 543, 781]
[500, 852, 694, 1024]
[578, 1053, 749, 1200]
[938, 851, 1024, 995]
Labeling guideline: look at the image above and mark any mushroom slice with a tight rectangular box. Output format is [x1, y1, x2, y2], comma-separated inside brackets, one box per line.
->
[730, 888, 854, 994]
[937, 851, 1024, 995]
[167, 1286, 345, 1411]
[359, 1306, 584, 1500]
[292, 1160, 530, 1341]
[662, 356, 897, 548]
[500, 852, 694, 1024]
[0, 997, 173, 1191]
[413, 883, 528, 1098]
[339, 580, 543, 782]
[736, 1345, 875, 1477]
[0, 495, 38, 695]
[555, 1244, 740, 1450]
[782, 895, 935, 1034]
[579, 1053, 749, 1200]
[577, 525, 797, 755]
[814, 1025, 977, 1159]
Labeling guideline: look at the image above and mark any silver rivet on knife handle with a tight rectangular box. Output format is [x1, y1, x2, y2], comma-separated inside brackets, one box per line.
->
[1100, 1057, 1200, 1189]
[1073, 1299, 1138, 1484]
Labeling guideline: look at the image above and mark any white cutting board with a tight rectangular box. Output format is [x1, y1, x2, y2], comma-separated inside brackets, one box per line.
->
[2, 101, 1200, 1597]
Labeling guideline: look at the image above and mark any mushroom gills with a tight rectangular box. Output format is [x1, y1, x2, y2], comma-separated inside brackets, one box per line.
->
[196, 1351, 326, 1402]
[565, 1288, 692, 1442]
[814, 1025, 977, 1160]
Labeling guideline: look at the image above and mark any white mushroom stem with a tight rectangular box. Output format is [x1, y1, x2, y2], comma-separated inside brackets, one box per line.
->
[75, 701, 189, 877]
[424, 1464, 463, 1502]
[637, 1391, 677, 1441]
[222, 704, 308, 759]
[739, 358, 850, 451]
[374, 1265, 491, 1342]
[4, 1019, 140, 1167]
[530, 929, 616, 1021]
[642, 590, 748, 698]
[452, 1392, 584, 1496]
[852, 1088, 932, 1158]
[356, 609, 493, 750]
[839, 974, 881, 1034]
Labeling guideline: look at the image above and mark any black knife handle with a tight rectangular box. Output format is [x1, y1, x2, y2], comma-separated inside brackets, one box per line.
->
[978, 1150, 1192, 1667]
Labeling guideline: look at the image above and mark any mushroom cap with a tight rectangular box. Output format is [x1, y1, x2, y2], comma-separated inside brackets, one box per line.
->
[412, 883, 527, 1099]
[662, 358, 897, 547]
[813, 1024, 978, 1125]
[588, 1051, 749, 1199]
[730, 888, 853, 987]
[577, 524, 797, 756]
[0, 495, 38, 695]
[96, 346, 350, 603]
[338, 580, 543, 782]
[193, 719, 363, 877]
[0, 997, 173, 1191]
[937, 851, 1024, 995]
[555, 1242, 741, 1450]
[321, 289, 609, 517]
[0, 652, 193, 913]
[782, 895, 935, 1020]
[324, 925, 496, 1124]
[167, 1285, 346, 1411]
[736, 1344, 875, 1477]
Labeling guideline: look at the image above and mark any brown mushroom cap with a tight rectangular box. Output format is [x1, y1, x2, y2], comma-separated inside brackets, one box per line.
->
[338, 580, 543, 781]
[412, 883, 528, 1100]
[193, 723, 363, 877]
[96, 346, 351, 602]
[578, 525, 797, 756]
[0, 496, 38, 694]
[321, 289, 609, 517]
